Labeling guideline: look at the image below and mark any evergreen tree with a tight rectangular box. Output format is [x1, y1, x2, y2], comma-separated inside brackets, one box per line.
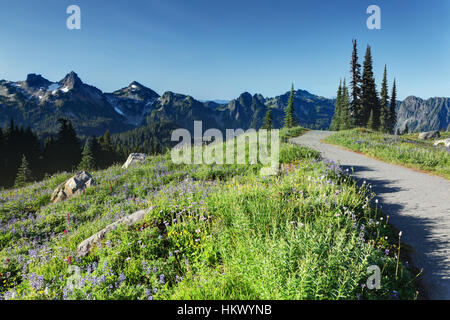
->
[262, 106, 273, 129]
[379, 65, 390, 132]
[404, 123, 409, 135]
[284, 84, 298, 128]
[388, 79, 398, 134]
[340, 79, 351, 130]
[14, 155, 32, 188]
[330, 80, 343, 130]
[55, 118, 82, 172]
[360, 45, 380, 129]
[78, 138, 96, 171]
[350, 39, 362, 126]
[367, 109, 375, 130]
[90, 136, 101, 168]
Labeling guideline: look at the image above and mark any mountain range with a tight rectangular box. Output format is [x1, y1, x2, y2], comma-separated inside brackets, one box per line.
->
[0, 72, 448, 137]
[396, 96, 450, 132]
[0, 72, 335, 137]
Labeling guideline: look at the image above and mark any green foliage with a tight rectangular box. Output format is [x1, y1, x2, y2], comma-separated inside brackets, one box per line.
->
[379, 66, 390, 133]
[388, 80, 398, 134]
[330, 79, 352, 131]
[361, 45, 380, 129]
[14, 155, 32, 188]
[78, 139, 96, 171]
[325, 129, 450, 179]
[350, 39, 362, 127]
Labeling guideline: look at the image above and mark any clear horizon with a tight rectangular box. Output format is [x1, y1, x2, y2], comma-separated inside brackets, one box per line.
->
[0, 0, 449, 101]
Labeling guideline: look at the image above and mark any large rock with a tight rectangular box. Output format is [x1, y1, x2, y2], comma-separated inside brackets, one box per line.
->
[76, 206, 155, 257]
[418, 131, 441, 140]
[434, 138, 450, 148]
[122, 153, 147, 169]
[50, 171, 95, 203]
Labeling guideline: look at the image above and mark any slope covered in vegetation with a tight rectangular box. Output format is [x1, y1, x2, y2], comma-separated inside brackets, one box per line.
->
[324, 128, 450, 180]
[0, 127, 418, 300]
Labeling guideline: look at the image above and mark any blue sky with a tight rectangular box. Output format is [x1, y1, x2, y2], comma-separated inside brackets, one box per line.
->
[0, 0, 448, 100]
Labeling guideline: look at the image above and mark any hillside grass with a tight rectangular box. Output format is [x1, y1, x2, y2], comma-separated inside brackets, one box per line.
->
[0, 127, 418, 300]
[324, 128, 450, 180]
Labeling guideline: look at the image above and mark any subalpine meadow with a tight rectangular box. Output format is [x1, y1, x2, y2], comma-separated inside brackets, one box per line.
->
[0, 127, 419, 300]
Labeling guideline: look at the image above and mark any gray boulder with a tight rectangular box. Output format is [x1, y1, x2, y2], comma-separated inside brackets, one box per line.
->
[51, 171, 95, 203]
[418, 131, 441, 140]
[434, 138, 450, 148]
[76, 206, 155, 257]
[122, 153, 147, 169]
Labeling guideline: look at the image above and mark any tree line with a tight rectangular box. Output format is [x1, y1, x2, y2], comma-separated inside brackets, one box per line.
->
[330, 40, 398, 133]
[0, 118, 166, 189]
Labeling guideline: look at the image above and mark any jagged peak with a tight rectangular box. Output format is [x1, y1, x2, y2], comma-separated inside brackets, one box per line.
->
[25, 73, 51, 88]
[60, 71, 83, 88]
[129, 81, 144, 89]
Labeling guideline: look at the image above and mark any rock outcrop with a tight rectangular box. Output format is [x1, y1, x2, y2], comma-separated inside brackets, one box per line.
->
[122, 153, 147, 169]
[434, 138, 450, 148]
[396, 96, 450, 133]
[76, 207, 155, 257]
[50, 171, 95, 203]
[418, 131, 441, 140]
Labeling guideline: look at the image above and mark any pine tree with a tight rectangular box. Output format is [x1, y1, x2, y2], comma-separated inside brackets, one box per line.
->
[78, 138, 96, 171]
[284, 84, 298, 128]
[379, 65, 390, 132]
[361, 45, 380, 129]
[56, 118, 82, 172]
[262, 106, 273, 129]
[350, 39, 362, 126]
[340, 79, 351, 130]
[388, 79, 398, 134]
[367, 109, 375, 130]
[15, 155, 32, 188]
[330, 80, 343, 131]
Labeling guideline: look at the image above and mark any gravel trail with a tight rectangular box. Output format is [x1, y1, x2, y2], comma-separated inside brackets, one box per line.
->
[290, 130, 450, 300]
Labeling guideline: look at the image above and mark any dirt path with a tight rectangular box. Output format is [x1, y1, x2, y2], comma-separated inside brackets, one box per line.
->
[290, 130, 450, 300]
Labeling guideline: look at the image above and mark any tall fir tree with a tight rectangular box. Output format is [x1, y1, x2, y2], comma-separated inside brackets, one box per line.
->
[78, 138, 96, 171]
[262, 106, 273, 129]
[330, 80, 343, 131]
[284, 84, 298, 128]
[350, 39, 362, 126]
[14, 155, 32, 188]
[379, 65, 390, 132]
[388, 79, 398, 134]
[340, 78, 351, 130]
[360, 45, 380, 129]
[367, 109, 376, 130]
[55, 118, 82, 172]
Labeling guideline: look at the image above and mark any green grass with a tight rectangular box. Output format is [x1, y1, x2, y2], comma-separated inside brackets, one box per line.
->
[0, 127, 418, 300]
[324, 128, 450, 180]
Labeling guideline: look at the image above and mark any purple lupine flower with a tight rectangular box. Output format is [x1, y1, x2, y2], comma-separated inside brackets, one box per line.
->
[392, 290, 399, 300]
